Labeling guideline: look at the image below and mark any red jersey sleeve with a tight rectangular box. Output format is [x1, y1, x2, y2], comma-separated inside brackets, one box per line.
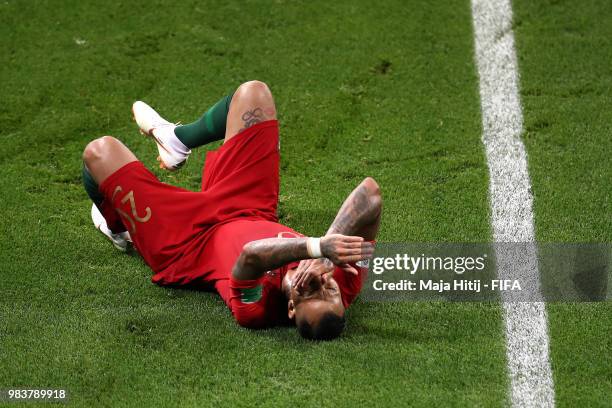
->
[229, 276, 269, 329]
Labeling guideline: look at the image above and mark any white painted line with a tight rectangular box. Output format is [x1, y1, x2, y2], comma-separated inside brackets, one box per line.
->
[470, 0, 556, 407]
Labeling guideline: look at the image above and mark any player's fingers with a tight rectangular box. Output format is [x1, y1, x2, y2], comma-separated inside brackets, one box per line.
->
[294, 267, 307, 287]
[293, 266, 305, 288]
[299, 273, 314, 289]
[338, 246, 375, 257]
[296, 272, 305, 287]
[340, 235, 364, 244]
[294, 260, 315, 288]
[294, 271, 307, 289]
[362, 241, 375, 249]
[340, 254, 371, 264]
[343, 242, 375, 252]
[340, 242, 364, 250]
[360, 245, 376, 255]
[341, 241, 374, 251]
[297, 267, 314, 289]
[338, 247, 368, 256]
[299, 261, 324, 289]
[297, 259, 309, 273]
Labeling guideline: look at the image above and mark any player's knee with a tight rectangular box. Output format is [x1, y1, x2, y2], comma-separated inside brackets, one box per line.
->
[235, 80, 272, 102]
[82, 136, 117, 164]
[239, 80, 270, 94]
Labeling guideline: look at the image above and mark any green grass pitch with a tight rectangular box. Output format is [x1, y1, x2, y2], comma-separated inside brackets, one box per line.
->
[514, 0, 611, 406]
[0, 0, 609, 407]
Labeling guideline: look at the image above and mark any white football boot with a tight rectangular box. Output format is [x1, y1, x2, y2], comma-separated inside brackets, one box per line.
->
[91, 203, 133, 252]
[132, 101, 191, 171]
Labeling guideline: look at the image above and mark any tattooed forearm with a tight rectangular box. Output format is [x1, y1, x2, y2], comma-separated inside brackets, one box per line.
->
[327, 178, 382, 239]
[238, 108, 264, 133]
[231, 179, 381, 280]
[232, 238, 310, 280]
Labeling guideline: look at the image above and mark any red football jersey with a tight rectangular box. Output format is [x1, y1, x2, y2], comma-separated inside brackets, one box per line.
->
[99, 120, 367, 329]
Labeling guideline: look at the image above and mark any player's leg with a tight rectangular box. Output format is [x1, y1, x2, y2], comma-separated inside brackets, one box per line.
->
[132, 81, 274, 170]
[82, 135, 137, 221]
[133, 92, 234, 151]
[173, 81, 277, 146]
[327, 177, 382, 241]
[197, 81, 280, 219]
[173, 92, 233, 148]
[224, 80, 277, 143]
[82, 136, 211, 272]
[83, 136, 138, 185]
[82, 136, 138, 249]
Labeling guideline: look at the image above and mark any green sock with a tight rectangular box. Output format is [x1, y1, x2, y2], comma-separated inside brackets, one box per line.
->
[174, 93, 233, 149]
[82, 163, 104, 210]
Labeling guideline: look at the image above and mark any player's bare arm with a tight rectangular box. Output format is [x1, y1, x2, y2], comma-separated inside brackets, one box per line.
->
[233, 177, 381, 285]
[231, 234, 374, 281]
[292, 177, 382, 289]
[326, 177, 382, 241]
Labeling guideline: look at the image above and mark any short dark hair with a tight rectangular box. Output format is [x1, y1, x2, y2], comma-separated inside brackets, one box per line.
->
[297, 312, 346, 341]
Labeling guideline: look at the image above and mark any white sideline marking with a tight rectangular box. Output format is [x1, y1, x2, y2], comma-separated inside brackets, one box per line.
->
[471, 0, 556, 407]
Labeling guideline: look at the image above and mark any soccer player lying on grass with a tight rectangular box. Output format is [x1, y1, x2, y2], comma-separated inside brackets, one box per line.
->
[81, 80, 382, 340]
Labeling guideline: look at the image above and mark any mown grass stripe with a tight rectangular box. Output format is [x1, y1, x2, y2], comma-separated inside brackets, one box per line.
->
[470, 0, 555, 406]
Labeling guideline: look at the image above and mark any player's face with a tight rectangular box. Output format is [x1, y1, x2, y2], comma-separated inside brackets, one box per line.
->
[288, 271, 345, 321]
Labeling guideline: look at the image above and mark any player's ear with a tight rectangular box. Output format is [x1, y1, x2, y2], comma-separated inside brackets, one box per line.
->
[288, 299, 296, 320]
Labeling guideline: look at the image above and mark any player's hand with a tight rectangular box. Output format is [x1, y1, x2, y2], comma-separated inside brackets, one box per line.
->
[320, 234, 374, 274]
[292, 258, 334, 290]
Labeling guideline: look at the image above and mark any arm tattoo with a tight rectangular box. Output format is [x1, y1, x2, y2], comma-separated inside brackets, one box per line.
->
[327, 183, 378, 236]
[238, 108, 264, 133]
[232, 181, 380, 280]
[232, 238, 310, 281]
